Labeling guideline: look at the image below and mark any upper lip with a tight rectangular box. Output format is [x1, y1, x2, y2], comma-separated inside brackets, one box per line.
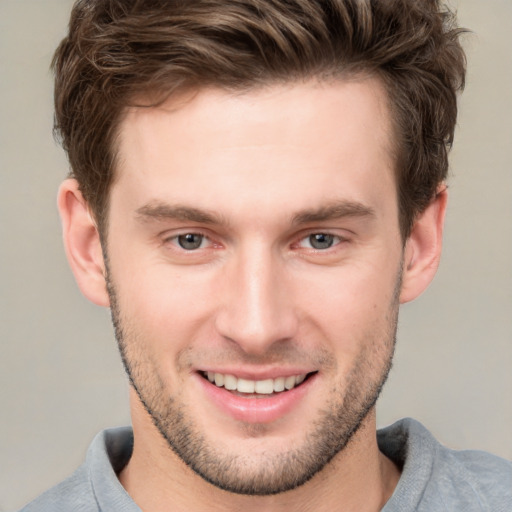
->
[196, 368, 316, 381]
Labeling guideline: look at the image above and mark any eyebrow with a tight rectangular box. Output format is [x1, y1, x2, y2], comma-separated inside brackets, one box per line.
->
[136, 202, 225, 225]
[291, 200, 375, 225]
[135, 199, 375, 227]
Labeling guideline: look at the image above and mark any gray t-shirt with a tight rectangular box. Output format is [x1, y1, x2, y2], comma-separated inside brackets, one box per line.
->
[19, 418, 512, 511]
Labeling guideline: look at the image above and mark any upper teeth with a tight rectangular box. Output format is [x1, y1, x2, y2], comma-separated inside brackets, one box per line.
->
[206, 372, 307, 394]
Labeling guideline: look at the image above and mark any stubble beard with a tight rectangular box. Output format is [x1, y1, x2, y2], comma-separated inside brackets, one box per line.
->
[106, 270, 399, 496]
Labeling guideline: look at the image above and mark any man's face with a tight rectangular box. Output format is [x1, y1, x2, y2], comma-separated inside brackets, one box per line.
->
[106, 79, 403, 494]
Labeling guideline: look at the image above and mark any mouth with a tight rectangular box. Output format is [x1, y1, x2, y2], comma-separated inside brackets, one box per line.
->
[200, 371, 316, 397]
[196, 369, 318, 423]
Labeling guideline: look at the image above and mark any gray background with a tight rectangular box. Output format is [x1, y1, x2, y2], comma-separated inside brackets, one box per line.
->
[1, 0, 511, 510]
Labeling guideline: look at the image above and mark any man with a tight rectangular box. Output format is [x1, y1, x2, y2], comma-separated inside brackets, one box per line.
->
[20, 0, 511, 510]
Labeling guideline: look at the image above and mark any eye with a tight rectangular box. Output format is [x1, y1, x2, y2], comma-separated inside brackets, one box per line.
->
[300, 233, 339, 250]
[176, 233, 207, 250]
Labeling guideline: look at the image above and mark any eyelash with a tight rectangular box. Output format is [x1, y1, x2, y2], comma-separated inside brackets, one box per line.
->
[163, 230, 347, 253]
[296, 233, 345, 251]
[164, 231, 216, 251]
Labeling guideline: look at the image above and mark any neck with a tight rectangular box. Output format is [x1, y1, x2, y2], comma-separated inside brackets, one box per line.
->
[119, 394, 400, 512]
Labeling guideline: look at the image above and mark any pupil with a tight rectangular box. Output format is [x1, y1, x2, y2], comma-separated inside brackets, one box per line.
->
[310, 233, 334, 250]
[178, 233, 203, 250]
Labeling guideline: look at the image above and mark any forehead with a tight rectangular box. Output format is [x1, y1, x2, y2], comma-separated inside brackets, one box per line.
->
[113, 79, 396, 223]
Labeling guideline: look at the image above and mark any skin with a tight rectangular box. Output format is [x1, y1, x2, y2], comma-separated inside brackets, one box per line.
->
[59, 78, 446, 511]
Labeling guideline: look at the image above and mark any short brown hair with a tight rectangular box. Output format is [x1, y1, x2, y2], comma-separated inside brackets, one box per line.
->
[52, 0, 466, 237]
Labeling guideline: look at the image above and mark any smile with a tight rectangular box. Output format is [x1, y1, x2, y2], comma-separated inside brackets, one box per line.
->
[202, 371, 309, 394]
[197, 370, 318, 423]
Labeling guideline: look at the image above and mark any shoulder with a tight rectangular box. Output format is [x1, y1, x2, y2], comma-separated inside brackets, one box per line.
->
[435, 442, 512, 510]
[18, 427, 136, 512]
[18, 464, 96, 512]
[379, 418, 512, 512]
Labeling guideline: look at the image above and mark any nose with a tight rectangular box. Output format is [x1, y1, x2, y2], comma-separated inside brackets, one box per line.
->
[214, 245, 299, 355]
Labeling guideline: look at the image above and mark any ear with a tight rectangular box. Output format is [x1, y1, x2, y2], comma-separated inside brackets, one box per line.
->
[400, 186, 448, 304]
[58, 179, 110, 307]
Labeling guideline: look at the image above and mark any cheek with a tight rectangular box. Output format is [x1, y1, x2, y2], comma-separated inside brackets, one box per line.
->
[117, 258, 216, 315]
[293, 261, 400, 349]
[299, 261, 397, 315]
[111, 263, 220, 368]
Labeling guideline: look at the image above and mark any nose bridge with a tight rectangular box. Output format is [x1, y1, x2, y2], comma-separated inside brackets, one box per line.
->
[215, 240, 297, 354]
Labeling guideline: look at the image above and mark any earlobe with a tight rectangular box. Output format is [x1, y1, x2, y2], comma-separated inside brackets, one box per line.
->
[58, 179, 110, 307]
[400, 186, 448, 304]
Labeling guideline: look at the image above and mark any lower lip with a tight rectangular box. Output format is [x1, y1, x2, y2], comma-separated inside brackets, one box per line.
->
[195, 373, 317, 424]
